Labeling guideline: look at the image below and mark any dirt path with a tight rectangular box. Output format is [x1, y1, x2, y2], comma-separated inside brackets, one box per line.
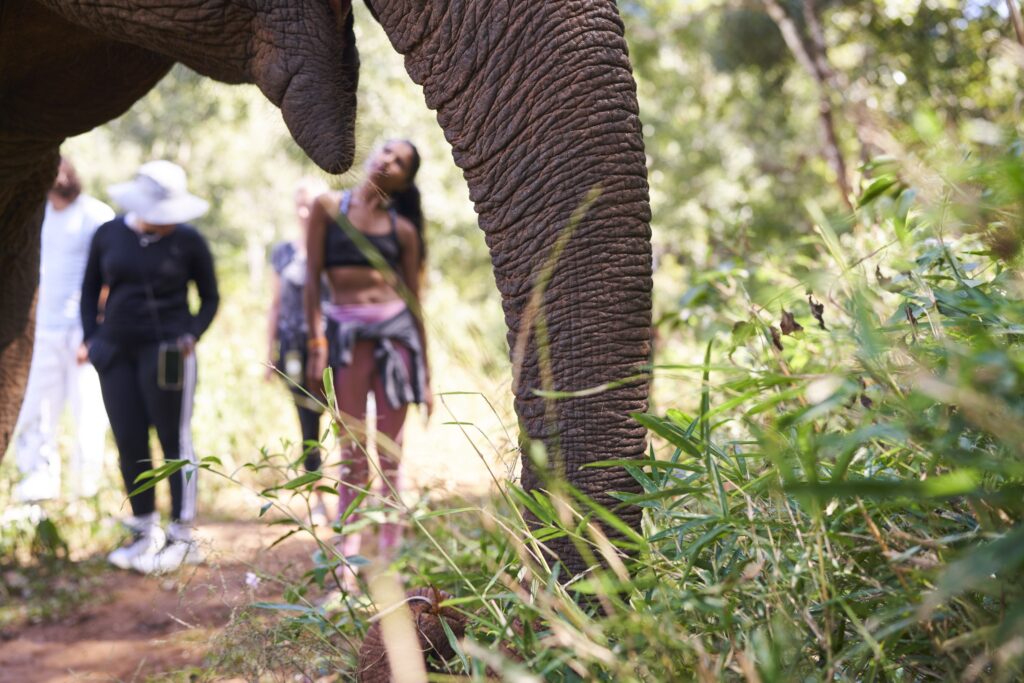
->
[0, 521, 325, 683]
[0, 392, 511, 682]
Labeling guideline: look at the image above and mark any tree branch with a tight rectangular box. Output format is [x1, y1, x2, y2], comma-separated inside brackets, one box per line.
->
[1007, 0, 1024, 47]
[763, 0, 855, 212]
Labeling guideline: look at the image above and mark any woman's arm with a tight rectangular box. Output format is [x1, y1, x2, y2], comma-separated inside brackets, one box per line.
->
[187, 231, 220, 342]
[305, 194, 331, 391]
[397, 218, 432, 412]
[80, 226, 105, 343]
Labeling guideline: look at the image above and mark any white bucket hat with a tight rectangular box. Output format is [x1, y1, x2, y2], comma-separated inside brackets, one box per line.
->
[107, 160, 209, 225]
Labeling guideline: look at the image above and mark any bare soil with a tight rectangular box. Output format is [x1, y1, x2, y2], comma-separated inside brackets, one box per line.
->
[0, 521, 323, 683]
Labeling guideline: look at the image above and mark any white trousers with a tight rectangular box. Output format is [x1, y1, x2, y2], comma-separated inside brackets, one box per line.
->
[14, 326, 109, 500]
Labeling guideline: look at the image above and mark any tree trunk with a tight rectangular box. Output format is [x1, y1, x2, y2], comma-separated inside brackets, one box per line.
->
[0, 1, 175, 458]
[1007, 0, 1024, 47]
[763, 0, 854, 212]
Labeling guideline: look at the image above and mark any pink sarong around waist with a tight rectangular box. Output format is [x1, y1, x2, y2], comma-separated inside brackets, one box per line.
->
[325, 299, 407, 325]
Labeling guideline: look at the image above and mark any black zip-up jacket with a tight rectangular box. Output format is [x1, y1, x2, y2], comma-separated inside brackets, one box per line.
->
[81, 217, 219, 345]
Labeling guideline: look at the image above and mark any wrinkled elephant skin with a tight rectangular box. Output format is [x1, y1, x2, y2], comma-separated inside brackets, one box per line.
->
[0, 0, 651, 575]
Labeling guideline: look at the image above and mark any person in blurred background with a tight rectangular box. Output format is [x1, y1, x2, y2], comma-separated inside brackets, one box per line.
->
[82, 160, 219, 575]
[266, 177, 330, 526]
[12, 157, 114, 506]
[305, 140, 432, 588]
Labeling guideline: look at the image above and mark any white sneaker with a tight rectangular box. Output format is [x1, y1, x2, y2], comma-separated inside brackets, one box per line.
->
[130, 539, 204, 575]
[108, 518, 166, 570]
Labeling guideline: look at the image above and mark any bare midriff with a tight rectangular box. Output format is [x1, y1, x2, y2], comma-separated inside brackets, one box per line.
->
[325, 266, 402, 305]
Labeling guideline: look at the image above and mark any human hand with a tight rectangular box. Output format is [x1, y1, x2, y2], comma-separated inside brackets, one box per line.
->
[178, 334, 196, 357]
[76, 342, 89, 365]
[424, 383, 434, 420]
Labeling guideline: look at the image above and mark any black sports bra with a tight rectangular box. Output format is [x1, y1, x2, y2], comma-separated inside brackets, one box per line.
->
[324, 192, 402, 272]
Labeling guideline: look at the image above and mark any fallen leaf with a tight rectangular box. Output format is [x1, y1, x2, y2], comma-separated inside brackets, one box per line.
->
[780, 310, 804, 335]
[808, 295, 826, 330]
[770, 325, 783, 351]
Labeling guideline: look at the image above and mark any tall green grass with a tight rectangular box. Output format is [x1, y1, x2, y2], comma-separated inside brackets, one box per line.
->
[208, 122, 1024, 682]
[6, 119, 1021, 682]
[235, 127, 1019, 683]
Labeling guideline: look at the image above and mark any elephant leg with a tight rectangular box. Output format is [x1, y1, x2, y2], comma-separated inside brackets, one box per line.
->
[0, 3, 174, 462]
[0, 147, 59, 458]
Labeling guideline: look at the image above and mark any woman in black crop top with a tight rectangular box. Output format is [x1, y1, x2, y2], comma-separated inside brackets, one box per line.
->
[305, 140, 431, 588]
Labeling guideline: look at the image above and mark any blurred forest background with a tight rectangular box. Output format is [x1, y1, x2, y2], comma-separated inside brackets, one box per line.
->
[4, 0, 1024, 679]
[46, 0, 1023, 487]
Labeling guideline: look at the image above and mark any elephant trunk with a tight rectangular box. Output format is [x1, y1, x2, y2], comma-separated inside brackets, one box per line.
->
[372, 0, 652, 573]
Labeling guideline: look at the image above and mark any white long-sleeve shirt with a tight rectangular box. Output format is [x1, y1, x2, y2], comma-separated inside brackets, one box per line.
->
[36, 195, 115, 330]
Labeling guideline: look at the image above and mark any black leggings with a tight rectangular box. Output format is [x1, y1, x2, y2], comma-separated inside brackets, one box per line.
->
[97, 342, 198, 522]
[295, 401, 323, 471]
[278, 342, 324, 472]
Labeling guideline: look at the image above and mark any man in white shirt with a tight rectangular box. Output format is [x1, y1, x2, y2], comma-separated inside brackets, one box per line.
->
[13, 157, 115, 502]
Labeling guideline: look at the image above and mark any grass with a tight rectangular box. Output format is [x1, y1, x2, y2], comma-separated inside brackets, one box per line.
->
[3, 119, 1023, 682]
[205, 121, 1023, 681]
[0, 505, 112, 632]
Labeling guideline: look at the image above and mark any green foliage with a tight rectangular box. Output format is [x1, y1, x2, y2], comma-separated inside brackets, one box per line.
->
[188, 124, 1024, 681]
[6, 1, 1023, 680]
[626, 127, 1024, 679]
[624, 0, 1018, 309]
[713, 8, 790, 73]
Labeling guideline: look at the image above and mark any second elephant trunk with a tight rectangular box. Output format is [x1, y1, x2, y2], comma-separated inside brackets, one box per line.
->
[372, 0, 652, 572]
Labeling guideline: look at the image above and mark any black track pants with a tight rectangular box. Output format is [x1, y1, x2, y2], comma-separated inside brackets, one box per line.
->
[296, 401, 322, 472]
[278, 343, 323, 472]
[97, 342, 198, 522]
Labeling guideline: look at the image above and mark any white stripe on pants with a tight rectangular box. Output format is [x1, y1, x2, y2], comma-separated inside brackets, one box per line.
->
[178, 351, 199, 522]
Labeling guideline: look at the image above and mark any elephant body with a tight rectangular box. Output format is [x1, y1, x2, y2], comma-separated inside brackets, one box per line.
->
[0, 0, 652, 573]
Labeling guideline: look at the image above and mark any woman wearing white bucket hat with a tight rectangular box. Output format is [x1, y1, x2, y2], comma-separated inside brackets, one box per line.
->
[81, 160, 219, 575]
